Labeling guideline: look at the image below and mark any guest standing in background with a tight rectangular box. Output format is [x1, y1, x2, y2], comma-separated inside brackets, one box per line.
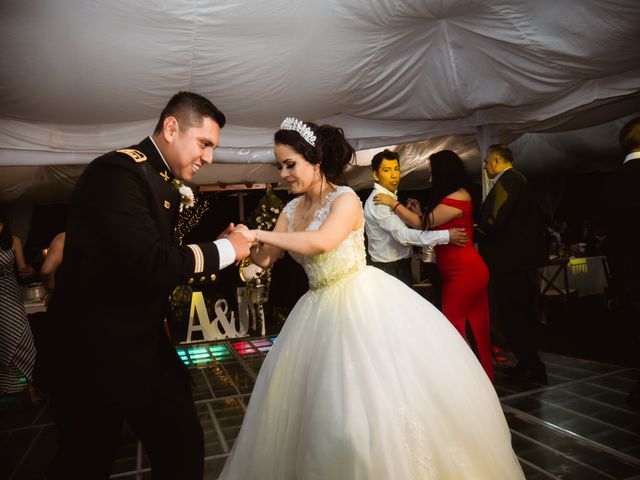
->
[476, 144, 548, 383]
[602, 116, 640, 407]
[0, 212, 40, 405]
[374, 150, 493, 381]
[40, 231, 65, 305]
[364, 149, 468, 285]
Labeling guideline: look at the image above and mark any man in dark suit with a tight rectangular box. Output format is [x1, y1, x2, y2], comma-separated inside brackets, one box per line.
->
[44, 92, 251, 479]
[476, 144, 548, 382]
[602, 117, 640, 407]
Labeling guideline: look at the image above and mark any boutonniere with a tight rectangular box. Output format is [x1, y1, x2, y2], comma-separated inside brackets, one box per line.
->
[170, 179, 210, 246]
[171, 179, 195, 212]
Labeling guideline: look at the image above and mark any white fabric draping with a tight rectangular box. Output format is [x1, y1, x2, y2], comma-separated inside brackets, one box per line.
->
[0, 0, 639, 203]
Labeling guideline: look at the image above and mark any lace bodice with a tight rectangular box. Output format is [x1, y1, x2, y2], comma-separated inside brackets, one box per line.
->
[284, 186, 366, 290]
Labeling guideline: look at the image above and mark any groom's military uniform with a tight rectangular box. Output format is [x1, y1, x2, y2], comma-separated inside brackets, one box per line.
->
[44, 136, 225, 480]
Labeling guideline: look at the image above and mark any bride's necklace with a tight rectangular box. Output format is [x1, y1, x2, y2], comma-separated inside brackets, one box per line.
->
[296, 195, 325, 227]
[298, 200, 319, 224]
[300, 205, 315, 221]
[296, 184, 334, 227]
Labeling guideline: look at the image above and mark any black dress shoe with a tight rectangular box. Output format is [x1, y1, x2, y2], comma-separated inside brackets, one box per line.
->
[500, 364, 547, 384]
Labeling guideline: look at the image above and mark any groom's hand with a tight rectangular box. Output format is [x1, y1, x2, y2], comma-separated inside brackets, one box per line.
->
[226, 230, 252, 262]
[217, 222, 235, 239]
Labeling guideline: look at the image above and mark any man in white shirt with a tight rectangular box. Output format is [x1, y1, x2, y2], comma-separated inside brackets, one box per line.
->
[364, 149, 467, 285]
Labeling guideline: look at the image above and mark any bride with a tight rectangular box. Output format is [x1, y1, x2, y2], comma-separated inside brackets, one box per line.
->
[219, 118, 525, 479]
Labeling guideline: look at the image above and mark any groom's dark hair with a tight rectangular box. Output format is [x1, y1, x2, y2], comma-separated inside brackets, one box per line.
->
[153, 91, 226, 134]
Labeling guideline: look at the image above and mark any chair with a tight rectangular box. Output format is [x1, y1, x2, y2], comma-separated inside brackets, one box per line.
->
[412, 281, 436, 304]
[537, 256, 579, 323]
[598, 255, 617, 309]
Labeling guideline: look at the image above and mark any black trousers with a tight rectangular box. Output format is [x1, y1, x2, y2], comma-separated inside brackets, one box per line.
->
[369, 257, 412, 286]
[47, 363, 203, 480]
[488, 269, 543, 369]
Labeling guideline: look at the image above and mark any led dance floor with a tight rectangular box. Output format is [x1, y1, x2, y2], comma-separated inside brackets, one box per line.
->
[1, 337, 639, 479]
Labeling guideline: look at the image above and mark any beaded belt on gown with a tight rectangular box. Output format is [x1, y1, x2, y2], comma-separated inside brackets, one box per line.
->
[308, 264, 363, 291]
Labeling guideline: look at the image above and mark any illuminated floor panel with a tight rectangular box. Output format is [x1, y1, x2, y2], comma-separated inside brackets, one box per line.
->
[1, 338, 639, 479]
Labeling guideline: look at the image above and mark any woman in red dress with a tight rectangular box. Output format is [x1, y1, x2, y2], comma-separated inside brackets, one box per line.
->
[374, 150, 493, 381]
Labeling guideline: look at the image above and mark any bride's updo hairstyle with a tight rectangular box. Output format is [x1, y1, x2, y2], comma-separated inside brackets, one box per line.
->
[275, 120, 355, 184]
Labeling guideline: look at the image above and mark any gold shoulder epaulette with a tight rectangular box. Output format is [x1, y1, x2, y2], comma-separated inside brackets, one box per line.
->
[116, 149, 147, 163]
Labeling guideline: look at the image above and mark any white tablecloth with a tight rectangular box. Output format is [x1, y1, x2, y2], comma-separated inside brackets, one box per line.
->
[568, 256, 609, 296]
[542, 256, 609, 297]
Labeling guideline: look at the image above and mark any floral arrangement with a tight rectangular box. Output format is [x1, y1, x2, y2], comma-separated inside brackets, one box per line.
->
[239, 186, 284, 325]
[245, 187, 283, 231]
[168, 283, 193, 327]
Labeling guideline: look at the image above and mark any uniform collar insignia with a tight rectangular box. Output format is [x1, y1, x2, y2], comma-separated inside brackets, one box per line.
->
[140, 137, 175, 182]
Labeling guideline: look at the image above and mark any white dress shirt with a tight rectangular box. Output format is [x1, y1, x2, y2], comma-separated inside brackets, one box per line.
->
[148, 136, 235, 269]
[363, 183, 449, 263]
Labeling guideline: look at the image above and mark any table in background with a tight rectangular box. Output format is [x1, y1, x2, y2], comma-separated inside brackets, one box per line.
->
[541, 255, 609, 297]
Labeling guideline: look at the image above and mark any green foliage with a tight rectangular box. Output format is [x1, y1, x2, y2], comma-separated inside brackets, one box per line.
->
[241, 187, 284, 326]
[246, 189, 283, 230]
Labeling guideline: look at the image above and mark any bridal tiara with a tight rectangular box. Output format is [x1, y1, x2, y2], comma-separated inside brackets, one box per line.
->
[280, 117, 316, 146]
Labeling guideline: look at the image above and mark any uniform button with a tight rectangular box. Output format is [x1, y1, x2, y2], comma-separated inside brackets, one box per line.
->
[187, 278, 194, 284]
[199, 276, 206, 283]
[210, 274, 217, 281]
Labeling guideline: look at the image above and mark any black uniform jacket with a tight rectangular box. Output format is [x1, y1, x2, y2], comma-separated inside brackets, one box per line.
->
[476, 168, 547, 274]
[46, 137, 222, 403]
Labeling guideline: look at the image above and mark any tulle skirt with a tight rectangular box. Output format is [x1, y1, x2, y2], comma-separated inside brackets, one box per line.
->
[219, 266, 524, 479]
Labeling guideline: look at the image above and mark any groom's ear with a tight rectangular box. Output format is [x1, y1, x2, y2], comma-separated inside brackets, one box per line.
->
[373, 170, 380, 182]
[163, 116, 179, 143]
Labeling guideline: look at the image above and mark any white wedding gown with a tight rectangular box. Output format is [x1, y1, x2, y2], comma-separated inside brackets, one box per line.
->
[219, 186, 525, 480]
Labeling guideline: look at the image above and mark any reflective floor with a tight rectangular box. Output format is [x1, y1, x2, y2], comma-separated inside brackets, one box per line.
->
[1, 337, 639, 479]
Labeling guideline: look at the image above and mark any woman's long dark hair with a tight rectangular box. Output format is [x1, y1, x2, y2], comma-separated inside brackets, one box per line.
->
[422, 150, 472, 229]
[274, 121, 355, 184]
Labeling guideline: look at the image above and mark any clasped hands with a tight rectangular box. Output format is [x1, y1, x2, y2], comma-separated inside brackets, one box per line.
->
[217, 223, 261, 262]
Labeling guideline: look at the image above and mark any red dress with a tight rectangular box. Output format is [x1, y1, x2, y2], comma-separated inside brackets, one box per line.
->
[433, 197, 493, 381]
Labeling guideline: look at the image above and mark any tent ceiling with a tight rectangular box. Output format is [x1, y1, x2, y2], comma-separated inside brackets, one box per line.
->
[1, 0, 639, 204]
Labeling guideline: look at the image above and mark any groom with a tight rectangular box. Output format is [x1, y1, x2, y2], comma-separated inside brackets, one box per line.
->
[45, 92, 252, 480]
